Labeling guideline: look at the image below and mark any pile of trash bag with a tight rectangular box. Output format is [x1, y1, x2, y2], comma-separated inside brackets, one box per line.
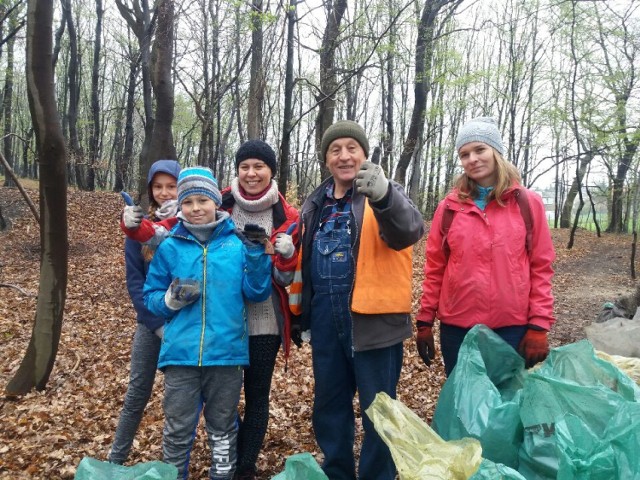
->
[587, 286, 640, 358]
[434, 325, 640, 479]
[366, 325, 640, 479]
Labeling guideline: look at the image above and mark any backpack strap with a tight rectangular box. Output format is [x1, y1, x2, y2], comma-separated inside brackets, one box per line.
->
[439, 189, 534, 261]
[440, 206, 455, 261]
[514, 189, 533, 255]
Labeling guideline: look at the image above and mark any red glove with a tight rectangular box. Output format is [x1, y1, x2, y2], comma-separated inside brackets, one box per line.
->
[416, 321, 436, 366]
[518, 328, 549, 368]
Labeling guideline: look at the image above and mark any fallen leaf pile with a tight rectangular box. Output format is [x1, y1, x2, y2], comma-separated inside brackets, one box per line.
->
[0, 186, 636, 479]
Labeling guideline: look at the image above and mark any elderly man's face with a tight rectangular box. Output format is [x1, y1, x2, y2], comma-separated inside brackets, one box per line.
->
[325, 138, 366, 194]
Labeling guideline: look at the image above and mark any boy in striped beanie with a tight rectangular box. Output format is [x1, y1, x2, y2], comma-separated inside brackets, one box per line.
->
[142, 165, 272, 479]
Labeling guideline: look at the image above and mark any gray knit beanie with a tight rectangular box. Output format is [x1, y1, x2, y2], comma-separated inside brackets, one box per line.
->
[320, 120, 369, 161]
[177, 166, 222, 206]
[235, 140, 277, 175]
[455, 117, 504, 156]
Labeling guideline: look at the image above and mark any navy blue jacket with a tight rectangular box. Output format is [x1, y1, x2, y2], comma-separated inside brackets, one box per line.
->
[124, 237, 165, 332]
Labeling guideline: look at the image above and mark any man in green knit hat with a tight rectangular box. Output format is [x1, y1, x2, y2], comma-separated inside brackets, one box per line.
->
[295, 120, 425, 479]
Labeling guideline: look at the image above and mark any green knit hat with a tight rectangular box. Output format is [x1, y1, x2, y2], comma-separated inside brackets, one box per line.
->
[320, 120, 369, 161]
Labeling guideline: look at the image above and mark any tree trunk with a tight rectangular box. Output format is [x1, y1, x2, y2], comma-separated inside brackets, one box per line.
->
[116, 0, 154, 203]
[395, 0, 451, 185]
[314, 0, 347, 172]
[6, 0, 68, 396]
[2, 11, 15, 188]
[247, 0, 264, 140]
[608, 140, 639, 233]
[560, 153, 591, 228]
[381, 0, 395, 175]
[61, 0, 84, 190]
[278, 0, 297, 194]
[87, 0, 103, 192]
[147, 0, 177, 163]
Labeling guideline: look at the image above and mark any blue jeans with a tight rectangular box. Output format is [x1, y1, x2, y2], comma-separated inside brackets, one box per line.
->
[440, 323, 527, 376]
[310, 222, 400, 480]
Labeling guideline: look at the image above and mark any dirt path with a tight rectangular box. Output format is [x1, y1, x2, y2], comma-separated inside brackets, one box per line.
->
[550, 228, 636, 347]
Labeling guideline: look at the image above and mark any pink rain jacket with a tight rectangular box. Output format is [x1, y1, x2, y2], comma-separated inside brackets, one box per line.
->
[417, 186, 555, 331]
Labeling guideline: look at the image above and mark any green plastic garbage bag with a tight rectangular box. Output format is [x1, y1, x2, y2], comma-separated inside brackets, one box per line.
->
[271, 452, 328, 480]
[470, 459, 526, 480]
[74, 457, 178, 480]
[366, 391, 524, 480]
[432, 325, 526, 469]
[518, 340, 640, 479]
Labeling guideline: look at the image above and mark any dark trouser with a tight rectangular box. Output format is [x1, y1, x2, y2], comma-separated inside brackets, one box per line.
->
[236, 334, 280, 475]
[310, 223, 400, 480]
[109, 323, 161, 464]
[163, 366, 243, 480]
[440, 323, 527, 376]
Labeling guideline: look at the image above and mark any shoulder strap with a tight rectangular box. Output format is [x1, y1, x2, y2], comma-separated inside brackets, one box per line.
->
[514, 189, 534, 255]
[440, 207, 455, 261]
[440, 190, 534, 261]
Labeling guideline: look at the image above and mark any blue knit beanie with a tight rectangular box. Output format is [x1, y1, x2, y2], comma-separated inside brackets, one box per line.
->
[177, 167, 222, 206]
[455, 117, 504, 156]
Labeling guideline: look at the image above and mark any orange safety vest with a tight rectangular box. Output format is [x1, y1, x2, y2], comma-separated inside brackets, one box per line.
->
[289, 201, 413, 316]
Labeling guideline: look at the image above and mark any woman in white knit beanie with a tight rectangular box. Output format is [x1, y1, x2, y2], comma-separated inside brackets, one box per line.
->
[416, 116, 556, 378]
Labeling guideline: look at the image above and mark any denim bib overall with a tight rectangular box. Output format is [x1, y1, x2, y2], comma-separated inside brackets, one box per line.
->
[309, 210, 399, 480]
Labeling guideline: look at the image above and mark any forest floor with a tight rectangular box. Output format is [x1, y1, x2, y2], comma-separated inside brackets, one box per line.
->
[0, 185, 637, 479]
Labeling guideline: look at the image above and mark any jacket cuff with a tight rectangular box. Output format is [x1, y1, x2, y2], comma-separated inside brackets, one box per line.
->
[273, 251, 298, 271]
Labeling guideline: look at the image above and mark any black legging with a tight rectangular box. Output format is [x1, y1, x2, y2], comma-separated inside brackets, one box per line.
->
[236, 334, 281, 475]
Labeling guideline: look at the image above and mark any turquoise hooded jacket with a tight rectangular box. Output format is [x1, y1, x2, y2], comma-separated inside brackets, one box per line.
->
[143, 212, 272, 369]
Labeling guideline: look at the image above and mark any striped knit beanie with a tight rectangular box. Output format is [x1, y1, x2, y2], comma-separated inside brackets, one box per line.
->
[455, 116, 504, 156]
[177, 166, 222, 206]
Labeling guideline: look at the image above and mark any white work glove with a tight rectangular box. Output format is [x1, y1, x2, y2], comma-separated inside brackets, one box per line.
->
[154, 325, 164, 340]
[355, 161, 389, 203]
[164, 278, 201, 311]
[123, 205, 144, 229]
[274, 233, 295, 259]
[156, 199, 179, 220]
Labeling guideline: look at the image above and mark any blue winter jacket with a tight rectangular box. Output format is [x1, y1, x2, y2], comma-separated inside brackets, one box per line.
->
[143, 212, 272, 369]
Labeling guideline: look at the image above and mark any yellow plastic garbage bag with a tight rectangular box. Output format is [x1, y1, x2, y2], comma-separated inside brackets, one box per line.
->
[366, 392, 482, 479]
[596, 351, 640, 386]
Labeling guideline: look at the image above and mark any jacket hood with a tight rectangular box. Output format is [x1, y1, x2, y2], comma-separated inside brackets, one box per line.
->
[147, 159, 181, 186]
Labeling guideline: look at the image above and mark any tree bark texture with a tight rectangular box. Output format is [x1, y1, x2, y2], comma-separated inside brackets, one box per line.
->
[278, 0, 297, 194]
[6, 0, 68, 396]
[148, 0, 177, 163]
[61, 0, 84, 190]
[87, 0, 103, 192]
[314, 0, 347, 173]
[247, 0, 264, 140]
[394, 0, 441, 185]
